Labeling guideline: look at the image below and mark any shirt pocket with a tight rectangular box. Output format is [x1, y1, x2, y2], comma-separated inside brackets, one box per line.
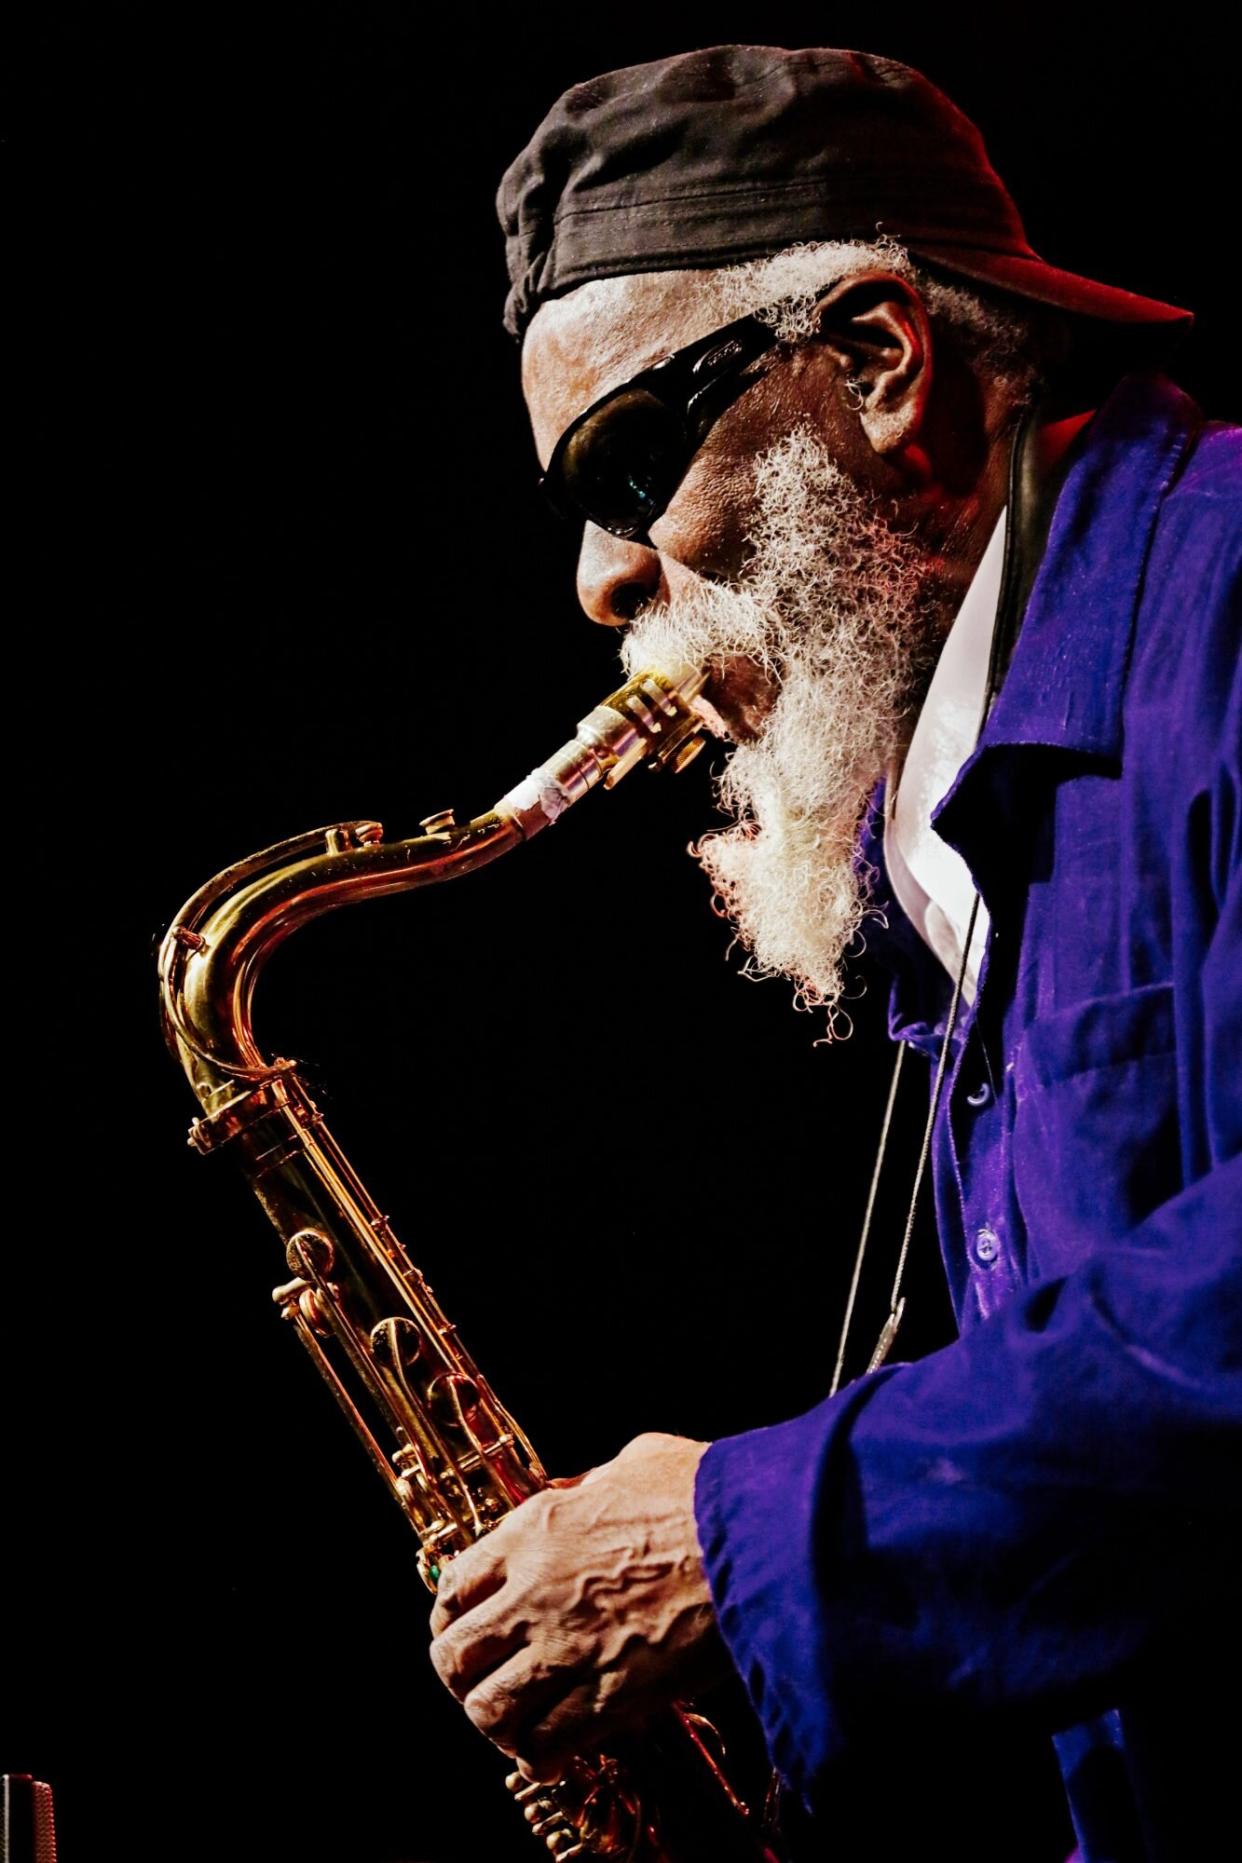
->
[1011, 981, 1182, 1274]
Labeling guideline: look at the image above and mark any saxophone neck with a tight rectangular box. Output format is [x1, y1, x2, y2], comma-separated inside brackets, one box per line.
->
[157, 665, 706, 1110]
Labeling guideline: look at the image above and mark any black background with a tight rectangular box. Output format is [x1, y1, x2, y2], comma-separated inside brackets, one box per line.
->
[17, 7, 1237, 1861]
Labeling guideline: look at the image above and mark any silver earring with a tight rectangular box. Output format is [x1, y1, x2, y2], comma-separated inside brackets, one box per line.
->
[844, 376, 866, 411]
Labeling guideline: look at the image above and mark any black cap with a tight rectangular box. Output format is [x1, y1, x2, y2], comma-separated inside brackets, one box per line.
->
[498, 45, 1192, 346]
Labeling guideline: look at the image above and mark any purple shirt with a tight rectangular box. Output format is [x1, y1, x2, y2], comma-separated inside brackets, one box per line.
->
[694, 372, 1241, 1862]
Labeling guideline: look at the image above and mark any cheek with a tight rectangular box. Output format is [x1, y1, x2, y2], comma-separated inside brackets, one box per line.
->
[653, 450, 759, 582]
[652, 372, 813, 582]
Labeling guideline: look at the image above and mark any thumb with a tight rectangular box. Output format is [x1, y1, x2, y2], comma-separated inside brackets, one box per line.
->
[516, 1754, 564, 1787]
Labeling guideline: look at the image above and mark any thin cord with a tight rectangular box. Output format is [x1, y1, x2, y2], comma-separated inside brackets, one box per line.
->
[868, 890, 981, 1371]
[891, 901, 979, 1318]
[830, 1041, 906, 1396]
[828, 893, 979, 1386]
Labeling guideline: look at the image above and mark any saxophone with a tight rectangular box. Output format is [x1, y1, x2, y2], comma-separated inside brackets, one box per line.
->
[157, 665, 779, 1863]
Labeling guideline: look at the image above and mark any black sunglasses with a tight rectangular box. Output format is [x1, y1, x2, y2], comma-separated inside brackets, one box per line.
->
[538, 304, 795, 544]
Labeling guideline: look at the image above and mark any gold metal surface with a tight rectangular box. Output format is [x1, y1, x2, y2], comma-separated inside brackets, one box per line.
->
[158, 667, 778, 1861]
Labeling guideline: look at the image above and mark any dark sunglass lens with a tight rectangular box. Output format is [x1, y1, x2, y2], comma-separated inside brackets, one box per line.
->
[560, 390, 685, 534]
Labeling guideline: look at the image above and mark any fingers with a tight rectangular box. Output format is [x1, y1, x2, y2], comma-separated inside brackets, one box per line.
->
[429, 1608, 526, 1704]
[512, 1676, 622, 1782]
[429, 1538, 505, 1639]
[514, 1741, 570, 1788]
[460, 1648, 572, 1752]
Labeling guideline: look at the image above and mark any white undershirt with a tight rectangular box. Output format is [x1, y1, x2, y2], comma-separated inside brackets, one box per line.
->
[882, 505, 1007, 1005]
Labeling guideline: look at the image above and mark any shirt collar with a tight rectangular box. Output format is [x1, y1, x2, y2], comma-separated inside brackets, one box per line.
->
[928, 369, 1202, 892]
[884, 504, 1006, 1000]
[936, 372, 1201, 823]
[857, 370, 1203, 1046]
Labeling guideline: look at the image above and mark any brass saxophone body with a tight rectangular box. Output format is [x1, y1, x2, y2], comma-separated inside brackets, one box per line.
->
[158, 666, 778, 1863]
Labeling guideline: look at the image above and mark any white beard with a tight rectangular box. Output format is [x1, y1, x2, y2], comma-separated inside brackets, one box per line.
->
[620, 427, 943, 1030]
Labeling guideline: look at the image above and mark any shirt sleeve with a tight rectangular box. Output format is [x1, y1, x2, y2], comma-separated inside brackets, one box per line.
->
[695, 1145, 1241, 1805]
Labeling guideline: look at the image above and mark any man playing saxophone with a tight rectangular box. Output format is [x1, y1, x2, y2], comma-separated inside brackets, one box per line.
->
[427, 48, 1241, 1862]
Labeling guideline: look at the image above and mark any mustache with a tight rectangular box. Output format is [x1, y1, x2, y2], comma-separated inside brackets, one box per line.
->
[622, 581, 777, 667]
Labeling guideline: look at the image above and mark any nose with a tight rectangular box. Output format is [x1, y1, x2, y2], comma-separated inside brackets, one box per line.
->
[576, 523, 667, 626]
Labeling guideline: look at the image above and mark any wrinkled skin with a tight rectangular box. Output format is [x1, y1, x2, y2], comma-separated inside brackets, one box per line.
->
[428, 1431, 729, 1781]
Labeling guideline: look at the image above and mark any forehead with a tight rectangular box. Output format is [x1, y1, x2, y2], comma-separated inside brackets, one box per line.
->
[520, 270, 734, 469]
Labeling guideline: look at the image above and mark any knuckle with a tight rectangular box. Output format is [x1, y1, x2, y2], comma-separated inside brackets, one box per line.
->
[627, 1429, 669, 1454]
[464, 1682, 511, 1739]
[429, 1620, 476, 1697]
[428, 1635, 455, 1687]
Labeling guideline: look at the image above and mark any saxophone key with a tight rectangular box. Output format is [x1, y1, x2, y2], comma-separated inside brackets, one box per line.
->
[270, 1275, 335, 1337]
[370, 1315, 422, 1370]
[286, 1228, 335, 1276]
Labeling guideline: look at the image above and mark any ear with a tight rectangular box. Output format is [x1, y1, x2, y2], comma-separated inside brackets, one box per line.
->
[811, 270, 934, 467]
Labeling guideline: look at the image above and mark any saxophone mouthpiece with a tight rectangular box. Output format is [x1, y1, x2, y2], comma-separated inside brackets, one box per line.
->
[495, 664, 707, 840]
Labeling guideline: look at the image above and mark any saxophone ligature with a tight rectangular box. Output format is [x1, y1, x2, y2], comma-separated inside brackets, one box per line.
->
[157, 665, 779, 1862]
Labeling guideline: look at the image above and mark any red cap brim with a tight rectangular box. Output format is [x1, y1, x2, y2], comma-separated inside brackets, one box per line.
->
[905, 240, 1193, 330]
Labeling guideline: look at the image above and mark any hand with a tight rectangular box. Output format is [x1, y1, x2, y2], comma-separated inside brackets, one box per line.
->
[427, 1431, 729, 1781]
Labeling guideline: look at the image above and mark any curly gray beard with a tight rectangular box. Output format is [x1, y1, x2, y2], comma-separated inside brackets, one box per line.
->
[620, 426, 945, 1030]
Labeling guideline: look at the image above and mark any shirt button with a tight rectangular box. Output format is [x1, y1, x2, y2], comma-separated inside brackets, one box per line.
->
[974, 1226, 1000, 1265]
[965, 1081, 993, 1108]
